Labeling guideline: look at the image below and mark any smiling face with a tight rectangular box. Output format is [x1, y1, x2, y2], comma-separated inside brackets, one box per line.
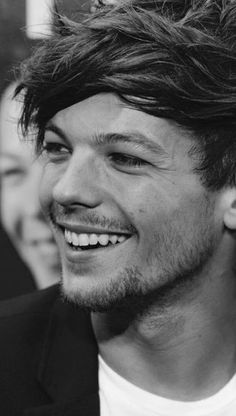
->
[0, 85, 60, 289]
[40, 93, 221, 312]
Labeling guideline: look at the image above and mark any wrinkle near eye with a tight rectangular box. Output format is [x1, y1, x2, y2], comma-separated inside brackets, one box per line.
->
[93, 131, 169, 157]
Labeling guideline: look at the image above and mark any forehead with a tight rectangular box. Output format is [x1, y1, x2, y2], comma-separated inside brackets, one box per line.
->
[50, 93, 192, 153]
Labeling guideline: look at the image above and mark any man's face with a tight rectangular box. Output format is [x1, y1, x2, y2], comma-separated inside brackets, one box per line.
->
[40, 93, 219, 312]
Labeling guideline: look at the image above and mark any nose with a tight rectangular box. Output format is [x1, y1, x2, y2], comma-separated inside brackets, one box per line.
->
[53, 150, 103, 209]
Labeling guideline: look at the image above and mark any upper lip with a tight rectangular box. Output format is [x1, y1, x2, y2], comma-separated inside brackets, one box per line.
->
[56, 221, 133, 236]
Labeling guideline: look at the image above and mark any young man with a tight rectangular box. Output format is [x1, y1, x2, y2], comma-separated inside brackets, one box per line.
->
[1, 0, 236, 414]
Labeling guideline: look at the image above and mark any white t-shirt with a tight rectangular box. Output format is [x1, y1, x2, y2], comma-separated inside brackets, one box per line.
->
[99, 355, 236, 416]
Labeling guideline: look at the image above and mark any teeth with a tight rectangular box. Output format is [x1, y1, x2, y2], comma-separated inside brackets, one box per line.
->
[64, 230, 128, 248]
[98, 234, 109, 246]
[118, 235, 126, 243]
[71, 232, 79, 246]
[78, 234, 89, 247]
[89, 234, 99, 245]
[109, 235, 118, 245]
[65, 229, 72, 244]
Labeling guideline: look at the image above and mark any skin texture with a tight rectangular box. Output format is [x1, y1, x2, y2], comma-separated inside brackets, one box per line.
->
[0, 84, 60, 289]
[41, 93, 219, 308]
[40, 93, 236, 400]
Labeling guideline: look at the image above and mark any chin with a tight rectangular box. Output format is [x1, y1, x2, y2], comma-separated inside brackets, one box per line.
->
[60, 265, 158, 317]
[60, 274, 120, 312]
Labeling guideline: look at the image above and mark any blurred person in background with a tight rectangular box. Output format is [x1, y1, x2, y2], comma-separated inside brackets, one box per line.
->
[0, 82, 60, 291]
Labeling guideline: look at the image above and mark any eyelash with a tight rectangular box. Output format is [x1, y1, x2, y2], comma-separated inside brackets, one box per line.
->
[41, 142, 70, 156]
[109, 153, 147, 168]
[41, 143, 147, 169]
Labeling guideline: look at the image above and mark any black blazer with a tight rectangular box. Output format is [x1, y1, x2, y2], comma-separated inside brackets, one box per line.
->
[0, 285, 100, 416]
[0, 227, 36, 300]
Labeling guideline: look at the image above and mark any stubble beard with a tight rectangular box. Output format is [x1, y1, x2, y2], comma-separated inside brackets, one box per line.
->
[61, 200, 217, 323]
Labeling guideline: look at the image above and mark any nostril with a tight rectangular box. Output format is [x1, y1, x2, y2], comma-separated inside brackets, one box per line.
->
[53, 178, 103, 208]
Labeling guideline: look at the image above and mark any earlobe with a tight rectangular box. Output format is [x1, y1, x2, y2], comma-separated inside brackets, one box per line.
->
[223, 193, 236, 230]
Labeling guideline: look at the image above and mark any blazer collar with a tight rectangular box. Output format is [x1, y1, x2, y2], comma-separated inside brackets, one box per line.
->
[37, 294, 99, 404]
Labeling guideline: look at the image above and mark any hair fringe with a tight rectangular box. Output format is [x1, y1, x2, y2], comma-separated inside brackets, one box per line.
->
[16, 0, 236, 189]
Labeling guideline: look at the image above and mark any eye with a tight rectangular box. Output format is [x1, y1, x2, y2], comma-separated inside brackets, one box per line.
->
[41, 142, 71, 160]
[109, 153, 148, 168]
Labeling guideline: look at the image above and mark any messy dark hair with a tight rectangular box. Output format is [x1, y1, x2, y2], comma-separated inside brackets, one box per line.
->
[17, 0, 236, 189]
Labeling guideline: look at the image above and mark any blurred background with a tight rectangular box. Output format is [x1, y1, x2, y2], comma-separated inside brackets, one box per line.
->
[0, 0, 91, 299]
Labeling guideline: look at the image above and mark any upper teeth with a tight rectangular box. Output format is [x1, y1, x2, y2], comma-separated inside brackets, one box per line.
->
[64, 230, 128, 247]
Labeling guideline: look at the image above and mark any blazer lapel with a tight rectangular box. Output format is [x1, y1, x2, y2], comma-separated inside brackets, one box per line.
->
[25, 297, 99, 416]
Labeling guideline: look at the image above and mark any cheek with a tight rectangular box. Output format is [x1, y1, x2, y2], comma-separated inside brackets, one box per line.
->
[124, 180, 209, 254]
[125, 183, 174, 233]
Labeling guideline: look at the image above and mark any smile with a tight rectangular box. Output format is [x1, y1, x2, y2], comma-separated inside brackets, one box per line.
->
[64, 229, 130, 250]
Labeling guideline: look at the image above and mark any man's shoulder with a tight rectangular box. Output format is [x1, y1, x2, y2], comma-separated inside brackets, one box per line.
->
[0, 284, 59, 321]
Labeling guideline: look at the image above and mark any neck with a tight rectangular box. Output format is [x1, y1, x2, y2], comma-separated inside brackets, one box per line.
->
[92, 264, 236, 401]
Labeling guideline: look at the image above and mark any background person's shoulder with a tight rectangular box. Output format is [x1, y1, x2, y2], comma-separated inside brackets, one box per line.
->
[0, 283, 60, 319]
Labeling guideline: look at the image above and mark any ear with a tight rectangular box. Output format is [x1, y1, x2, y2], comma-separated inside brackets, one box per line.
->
[223, 188, 236, 230]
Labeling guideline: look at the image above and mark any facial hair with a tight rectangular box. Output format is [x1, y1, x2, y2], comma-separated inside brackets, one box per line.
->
[61, 193, 217, 325]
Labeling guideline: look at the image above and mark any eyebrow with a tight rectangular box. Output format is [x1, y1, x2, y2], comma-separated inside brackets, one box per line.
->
[44, 122, 168, 157]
